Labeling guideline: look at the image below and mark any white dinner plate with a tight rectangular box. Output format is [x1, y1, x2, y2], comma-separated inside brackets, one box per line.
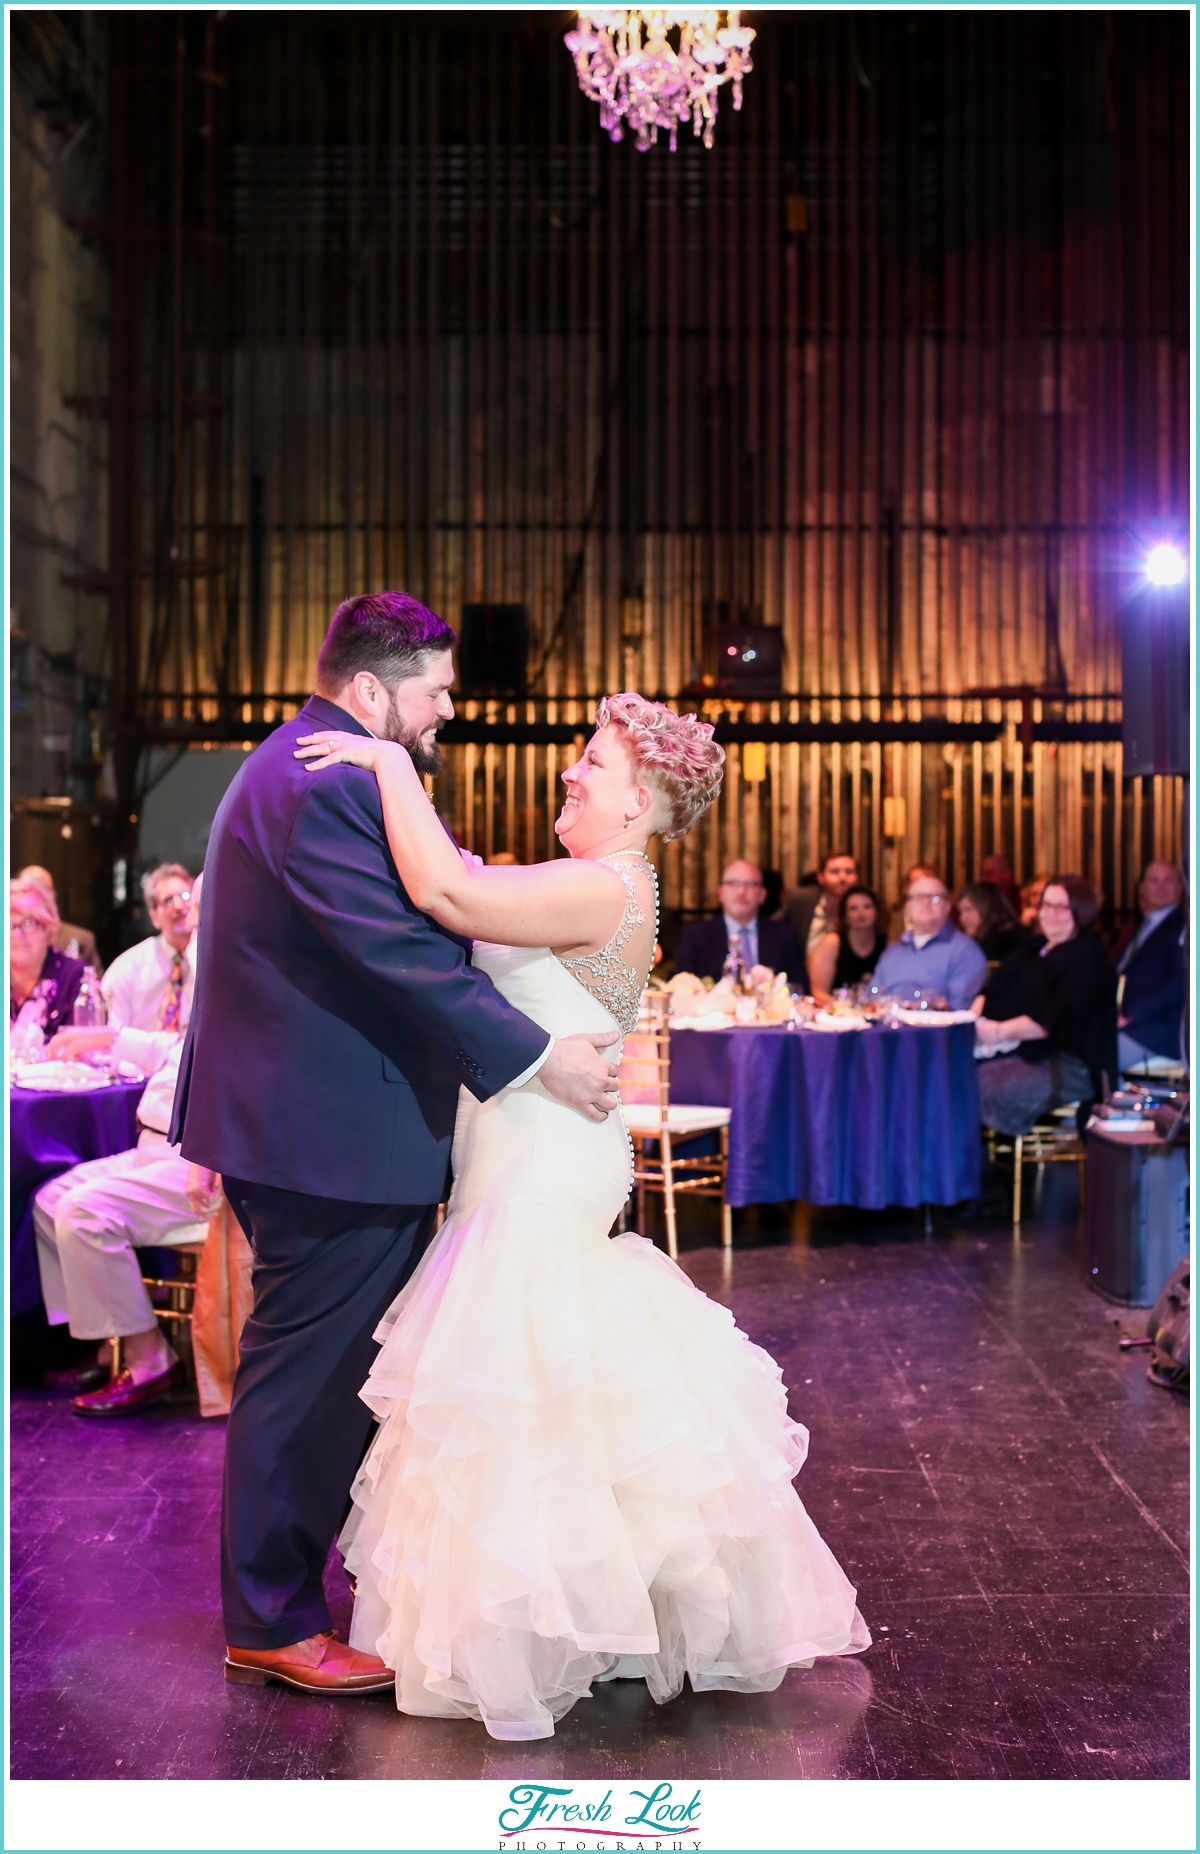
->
[11, 1061, 112, 1093]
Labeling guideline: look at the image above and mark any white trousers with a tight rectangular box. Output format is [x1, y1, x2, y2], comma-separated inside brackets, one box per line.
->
[33, 1133, 209, 1340]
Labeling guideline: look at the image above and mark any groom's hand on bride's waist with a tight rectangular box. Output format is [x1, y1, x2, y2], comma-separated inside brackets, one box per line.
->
[537, 1032, 620, 1122]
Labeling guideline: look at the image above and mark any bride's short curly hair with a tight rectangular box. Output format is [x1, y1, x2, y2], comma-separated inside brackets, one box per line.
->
[593, 692, 725, 841]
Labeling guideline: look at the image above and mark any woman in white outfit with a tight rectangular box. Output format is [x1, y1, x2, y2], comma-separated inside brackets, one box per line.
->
[294, 692, 869, 1742]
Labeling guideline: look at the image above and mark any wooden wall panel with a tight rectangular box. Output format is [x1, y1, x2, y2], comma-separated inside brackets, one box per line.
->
[104, 10, 1187, 914]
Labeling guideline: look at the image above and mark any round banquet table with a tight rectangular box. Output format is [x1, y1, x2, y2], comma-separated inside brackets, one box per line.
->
[668, 1021, 981, 1209]
[9, 1077, 147, 1317]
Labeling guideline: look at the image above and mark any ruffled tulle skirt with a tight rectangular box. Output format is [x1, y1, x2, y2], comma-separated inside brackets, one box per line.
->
[340, 1195, 870, 1740]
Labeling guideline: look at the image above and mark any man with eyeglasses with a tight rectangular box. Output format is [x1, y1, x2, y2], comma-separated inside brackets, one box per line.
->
[869, 866, 988, 1011]
[99, 863, 197, 1033]
[675, 859, 806, 985]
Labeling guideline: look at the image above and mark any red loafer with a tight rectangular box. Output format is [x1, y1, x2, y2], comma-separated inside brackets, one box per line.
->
[225, 1630, 395, 1695]
[71, 1361, 187, 1417]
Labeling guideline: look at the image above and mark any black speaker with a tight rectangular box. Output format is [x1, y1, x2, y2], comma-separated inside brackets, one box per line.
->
[716, 624, 783, 697]
[1084, 1129, 1190, 1306]
[458, 604, 528, 697]
[1121, 585, 1190, 777]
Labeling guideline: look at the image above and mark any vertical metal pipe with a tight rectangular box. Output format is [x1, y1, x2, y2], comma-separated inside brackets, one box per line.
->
[424, 28, 439, 602]
[108, 13, 144, 856]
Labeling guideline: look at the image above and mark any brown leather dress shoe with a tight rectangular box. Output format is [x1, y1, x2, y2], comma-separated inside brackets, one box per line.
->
[225, 1630, 395, 1695]
[71, 1360, 186, 1417]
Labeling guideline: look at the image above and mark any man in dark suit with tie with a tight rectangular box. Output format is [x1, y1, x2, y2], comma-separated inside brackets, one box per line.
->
[1114, 861, 1187, 1071]
[173, 592, 620, 1695]
[675, 860, 806, 986]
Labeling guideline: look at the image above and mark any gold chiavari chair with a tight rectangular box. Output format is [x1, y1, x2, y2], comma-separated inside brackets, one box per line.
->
[618, 994, 733, 1260]
[109, 1242, 206, 1382]
[987, 1104, 1086, 1227]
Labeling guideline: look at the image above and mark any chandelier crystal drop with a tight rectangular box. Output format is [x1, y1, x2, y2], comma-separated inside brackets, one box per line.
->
[565, 9, 756, 153]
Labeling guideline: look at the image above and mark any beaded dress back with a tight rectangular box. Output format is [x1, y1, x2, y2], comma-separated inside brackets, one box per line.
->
[554, 851, 659, 1036]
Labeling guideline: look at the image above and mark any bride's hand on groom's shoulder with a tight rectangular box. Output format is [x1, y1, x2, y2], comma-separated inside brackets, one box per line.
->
[294, 731, 407, 774]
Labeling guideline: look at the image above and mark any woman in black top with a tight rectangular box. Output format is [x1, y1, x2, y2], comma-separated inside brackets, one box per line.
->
[809, 886, 888, 1004]
[973, 874, 1118, 1135]
[955, 880, 1033, 964]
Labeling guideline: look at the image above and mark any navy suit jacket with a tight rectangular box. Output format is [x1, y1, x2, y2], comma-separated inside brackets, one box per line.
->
[170, 695, 549, 1204]
[1120, 904, 1186, 1059]
[674, 913, 807, 988]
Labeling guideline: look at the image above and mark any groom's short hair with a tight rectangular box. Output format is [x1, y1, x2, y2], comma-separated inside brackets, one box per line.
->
[316, 591, 457, 693]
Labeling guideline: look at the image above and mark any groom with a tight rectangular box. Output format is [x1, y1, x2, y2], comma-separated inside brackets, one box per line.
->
[172, 591, 619, 1694]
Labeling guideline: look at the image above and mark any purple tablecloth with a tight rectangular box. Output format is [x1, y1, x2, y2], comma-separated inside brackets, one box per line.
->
[669, 1022, 981, 1208]
[9, 1079, 146, 1317]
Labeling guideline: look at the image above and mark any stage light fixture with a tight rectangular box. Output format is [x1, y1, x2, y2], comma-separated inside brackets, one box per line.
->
[1144, 543, 1188, 588]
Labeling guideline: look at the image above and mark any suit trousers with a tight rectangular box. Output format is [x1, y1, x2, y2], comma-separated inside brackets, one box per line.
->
[220, 1177, 435, 1650]
[33, 1136, 208, 1338]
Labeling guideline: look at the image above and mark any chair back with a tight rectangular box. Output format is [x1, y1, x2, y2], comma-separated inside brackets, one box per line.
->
[618, 993, 672, 1116]
[192, 1201, 254, 1418]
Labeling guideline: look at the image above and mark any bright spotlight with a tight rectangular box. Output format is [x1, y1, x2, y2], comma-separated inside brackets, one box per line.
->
[1144, 543, 1188, 588]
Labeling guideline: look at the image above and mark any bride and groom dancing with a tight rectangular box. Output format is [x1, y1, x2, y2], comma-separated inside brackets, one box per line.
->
[173, 589, 868, 1742]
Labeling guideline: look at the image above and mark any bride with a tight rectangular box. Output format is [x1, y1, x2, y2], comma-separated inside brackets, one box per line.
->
[294, 692, 869, 1741]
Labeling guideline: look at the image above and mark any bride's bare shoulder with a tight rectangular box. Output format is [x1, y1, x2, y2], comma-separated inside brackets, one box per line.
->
[523, 855, 625, 891]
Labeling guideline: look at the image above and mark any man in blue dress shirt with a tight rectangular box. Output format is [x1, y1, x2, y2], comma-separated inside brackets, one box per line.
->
[870, 866, 988, 1010]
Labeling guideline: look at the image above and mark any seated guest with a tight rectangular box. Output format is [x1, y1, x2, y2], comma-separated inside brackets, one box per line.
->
[1114, 861, 1186, 1072]
[974, 875, 1118, 1133]
[809, 886, 888, 1004]
[979, 853, 1020, 918]
[955, 881, 1032, 963]
[34, 886, 209, 1414]
[676, 859, 806, 984]
[1018, 872, 1050, 927]
[16, 864, 102, 972]
[783, 849, 859, 962]
[10, 877, 85, 1049]
[32, 1037, 207, 1413]
[870, 867, 988, 1009]
[102, 862, 196, 1032]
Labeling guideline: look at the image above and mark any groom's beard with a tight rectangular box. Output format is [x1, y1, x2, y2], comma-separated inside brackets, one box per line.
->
[381, 692, 445, 775]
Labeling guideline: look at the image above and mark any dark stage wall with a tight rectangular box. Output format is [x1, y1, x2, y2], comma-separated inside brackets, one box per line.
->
[11, 10, 1189, 918]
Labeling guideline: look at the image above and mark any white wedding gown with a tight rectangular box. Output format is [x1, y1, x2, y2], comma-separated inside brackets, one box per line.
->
[341, 874, 870, 1741]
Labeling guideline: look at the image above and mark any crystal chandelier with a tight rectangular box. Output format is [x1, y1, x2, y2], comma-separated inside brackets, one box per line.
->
[565, 9, 756, 153]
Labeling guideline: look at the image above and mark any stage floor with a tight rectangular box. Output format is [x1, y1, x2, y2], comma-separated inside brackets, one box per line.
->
[10, 1187, 1189, 1783]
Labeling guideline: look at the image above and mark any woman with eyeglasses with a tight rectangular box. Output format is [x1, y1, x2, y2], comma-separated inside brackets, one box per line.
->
[9, 878, 86, 1050]
[973, 875, 1118, 1134]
